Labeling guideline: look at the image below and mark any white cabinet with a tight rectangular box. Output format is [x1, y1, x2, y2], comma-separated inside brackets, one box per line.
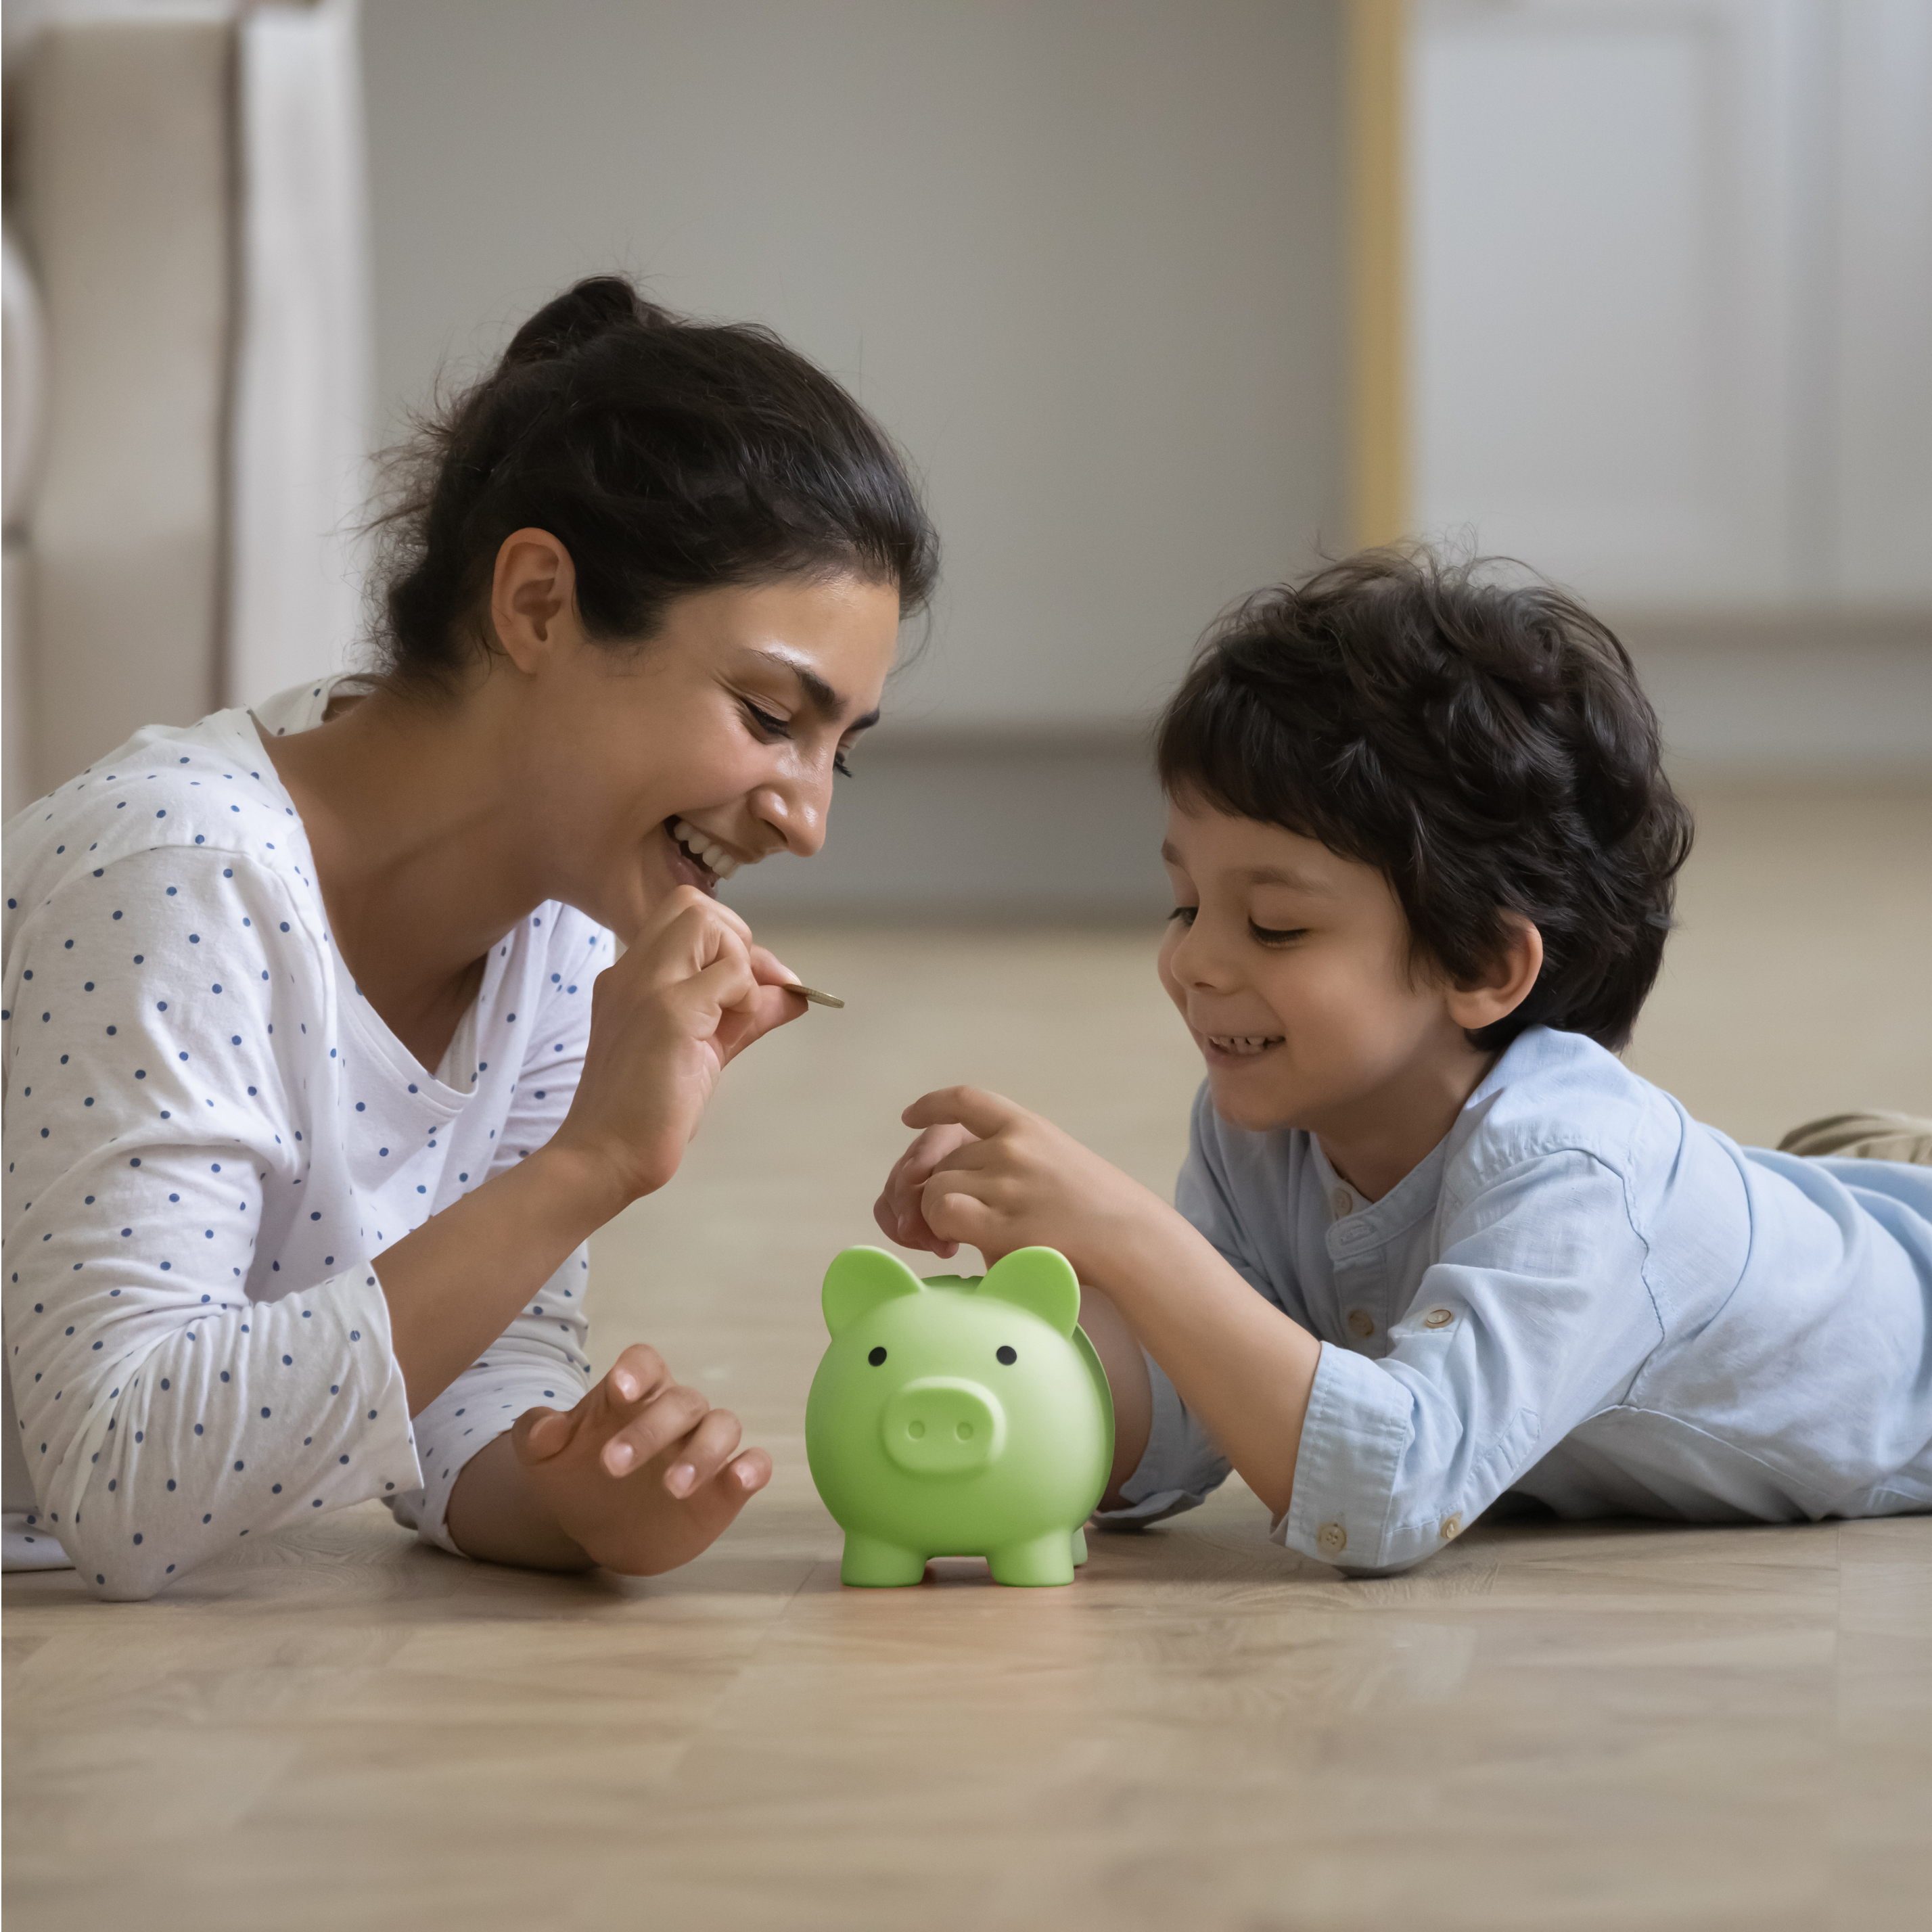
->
[1409, 0, 1932, 607]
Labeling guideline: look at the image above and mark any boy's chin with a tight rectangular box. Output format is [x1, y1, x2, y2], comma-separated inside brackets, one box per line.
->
[1203, 1063, 1306, 1134]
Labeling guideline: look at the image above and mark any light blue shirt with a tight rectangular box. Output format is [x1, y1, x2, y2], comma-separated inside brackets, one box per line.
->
[1103, 1026, 1932, 1573]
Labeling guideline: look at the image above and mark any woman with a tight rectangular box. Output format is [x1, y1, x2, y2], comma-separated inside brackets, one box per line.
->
[3, 277, 938, 1598]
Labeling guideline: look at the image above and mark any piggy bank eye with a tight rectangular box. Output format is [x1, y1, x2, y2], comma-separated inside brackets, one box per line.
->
[867, 1346, 887, 1366]
[996, 1345, 1017, 1365]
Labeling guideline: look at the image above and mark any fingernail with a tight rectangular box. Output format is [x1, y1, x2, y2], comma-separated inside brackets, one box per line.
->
[737, 1461, 761, 1490]
[613, 1371, 639, 1402]
[666, 1463, 696, 1497]
[605, 1442, 635, 1475]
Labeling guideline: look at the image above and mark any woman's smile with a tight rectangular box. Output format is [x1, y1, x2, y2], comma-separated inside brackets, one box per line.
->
[667, 816, 744, 883]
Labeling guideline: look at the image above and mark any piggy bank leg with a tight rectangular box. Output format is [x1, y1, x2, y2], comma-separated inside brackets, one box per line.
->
[988, 1530, 1077, 1587]
[840, 1532, 927, 1587]
[1070, 1525, 1090, 1567]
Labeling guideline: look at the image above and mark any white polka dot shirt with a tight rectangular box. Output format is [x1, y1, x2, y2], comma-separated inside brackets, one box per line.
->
[3, 678, 607, 1598]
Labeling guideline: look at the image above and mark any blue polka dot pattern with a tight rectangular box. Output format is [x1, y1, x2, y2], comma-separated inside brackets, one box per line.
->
[3, 679, 607, 1596]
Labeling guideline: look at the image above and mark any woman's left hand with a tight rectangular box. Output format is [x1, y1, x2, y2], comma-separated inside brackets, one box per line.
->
[509, 1343, 771, 1576]
[549, 885, 808, 1214]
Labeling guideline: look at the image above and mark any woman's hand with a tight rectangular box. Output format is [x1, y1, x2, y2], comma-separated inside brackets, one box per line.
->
[896, 1086, 1168, 1281]
[551, 885, 806, 1214]
[506, 1344, 771, 1576]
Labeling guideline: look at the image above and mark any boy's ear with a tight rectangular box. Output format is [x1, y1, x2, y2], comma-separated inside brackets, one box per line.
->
[1446, 915, 1544, 1032]
[823, 1245, 925, 1337]
[975, 1247, 1081, 1336]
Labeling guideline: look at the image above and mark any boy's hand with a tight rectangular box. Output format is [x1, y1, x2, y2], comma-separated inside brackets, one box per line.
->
[898, 1086, 1165, 1281]
[873, 1122, 980, 1256]
[509, 1344, 771, 1576]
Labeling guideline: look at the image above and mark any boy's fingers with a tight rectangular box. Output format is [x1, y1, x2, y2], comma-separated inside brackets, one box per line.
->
[871, 1187, 961, 1258]
[662, 1406, 745, 1498]
[922, 1185, 1004, 1258]
[601, 1382, 710, 1477]
[902, 1086, 1021, 1139]
[927, 1136, 995, 1179]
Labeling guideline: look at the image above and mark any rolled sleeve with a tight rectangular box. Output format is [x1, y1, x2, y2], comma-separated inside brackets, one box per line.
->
[387, 1244, 593, 1555]
[1274, 1341, 1420, 1570]
[1272, 1149, 1657, 1573]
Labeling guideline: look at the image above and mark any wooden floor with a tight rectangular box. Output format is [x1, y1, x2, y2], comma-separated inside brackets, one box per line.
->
[7, 785, 1931, 1932]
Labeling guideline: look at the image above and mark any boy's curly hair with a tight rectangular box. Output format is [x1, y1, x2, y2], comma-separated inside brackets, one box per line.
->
[1155, 549, 1694, 1052]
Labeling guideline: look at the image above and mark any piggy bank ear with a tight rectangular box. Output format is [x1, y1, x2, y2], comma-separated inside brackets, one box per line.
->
[975, 1247, 1080, 1336]
[822, 1245, 925, 1337]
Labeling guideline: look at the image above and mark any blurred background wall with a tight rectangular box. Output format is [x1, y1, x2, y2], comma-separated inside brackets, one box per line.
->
[3, 0, 370, 808]
[357, 0, 1348, 919]
[5, 0, 1929, 917]
[1403, 0, 1932, 787]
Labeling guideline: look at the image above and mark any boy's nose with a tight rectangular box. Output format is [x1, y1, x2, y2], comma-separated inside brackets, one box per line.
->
[1169, 919, 1239, 992]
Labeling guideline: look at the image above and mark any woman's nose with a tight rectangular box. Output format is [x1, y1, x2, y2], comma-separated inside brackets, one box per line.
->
[753, 770, 830, 858]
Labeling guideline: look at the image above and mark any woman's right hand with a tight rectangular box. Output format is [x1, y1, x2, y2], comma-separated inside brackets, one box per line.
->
[551, 885, 806, 1212]
[505, 1343, 772, 1577]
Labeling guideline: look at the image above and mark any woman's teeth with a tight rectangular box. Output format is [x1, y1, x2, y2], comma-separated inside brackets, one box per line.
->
[1208, 1033, 1281, 1057]
[671, 819, 740, 879]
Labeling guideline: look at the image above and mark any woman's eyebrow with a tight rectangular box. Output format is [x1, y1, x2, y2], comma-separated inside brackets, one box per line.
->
[747, 647, 879, 731]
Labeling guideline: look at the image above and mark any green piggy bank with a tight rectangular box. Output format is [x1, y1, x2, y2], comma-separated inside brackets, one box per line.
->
[805, 1245, 1115, 1587]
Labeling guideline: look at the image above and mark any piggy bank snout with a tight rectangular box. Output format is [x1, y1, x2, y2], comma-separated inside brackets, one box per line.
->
[880, 1376, 1006, 1477]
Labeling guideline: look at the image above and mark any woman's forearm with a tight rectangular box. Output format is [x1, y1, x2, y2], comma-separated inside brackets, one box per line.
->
[1088, 1204, 1321, 1519]
[373, 1145, 627, 1410]
[444, 1432, 593, 1569]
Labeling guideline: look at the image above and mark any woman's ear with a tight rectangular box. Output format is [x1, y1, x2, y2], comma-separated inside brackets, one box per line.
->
[1446, 915, 1544, 1033]
[489, 528, 579, 673]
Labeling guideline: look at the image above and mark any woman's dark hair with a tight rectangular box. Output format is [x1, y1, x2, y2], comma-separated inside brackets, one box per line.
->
[371, 275, 938, 685]
[1155, 549, 1693, 1052]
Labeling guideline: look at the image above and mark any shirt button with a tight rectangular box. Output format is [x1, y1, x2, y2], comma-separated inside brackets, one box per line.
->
[1423, 1307, 1455, 1329]
[1440, 1513, 1463, 1541]
[1330, 1187, 1353, 1218]
[1346, 1308, 1376, 1339]
[1316, 1521, 1348, 1557]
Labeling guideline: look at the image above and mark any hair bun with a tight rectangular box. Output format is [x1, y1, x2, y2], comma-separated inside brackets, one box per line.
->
[502, 275, 657, 367]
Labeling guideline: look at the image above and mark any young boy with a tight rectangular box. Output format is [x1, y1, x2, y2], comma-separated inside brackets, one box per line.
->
[874, 551, 1932, 1574]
